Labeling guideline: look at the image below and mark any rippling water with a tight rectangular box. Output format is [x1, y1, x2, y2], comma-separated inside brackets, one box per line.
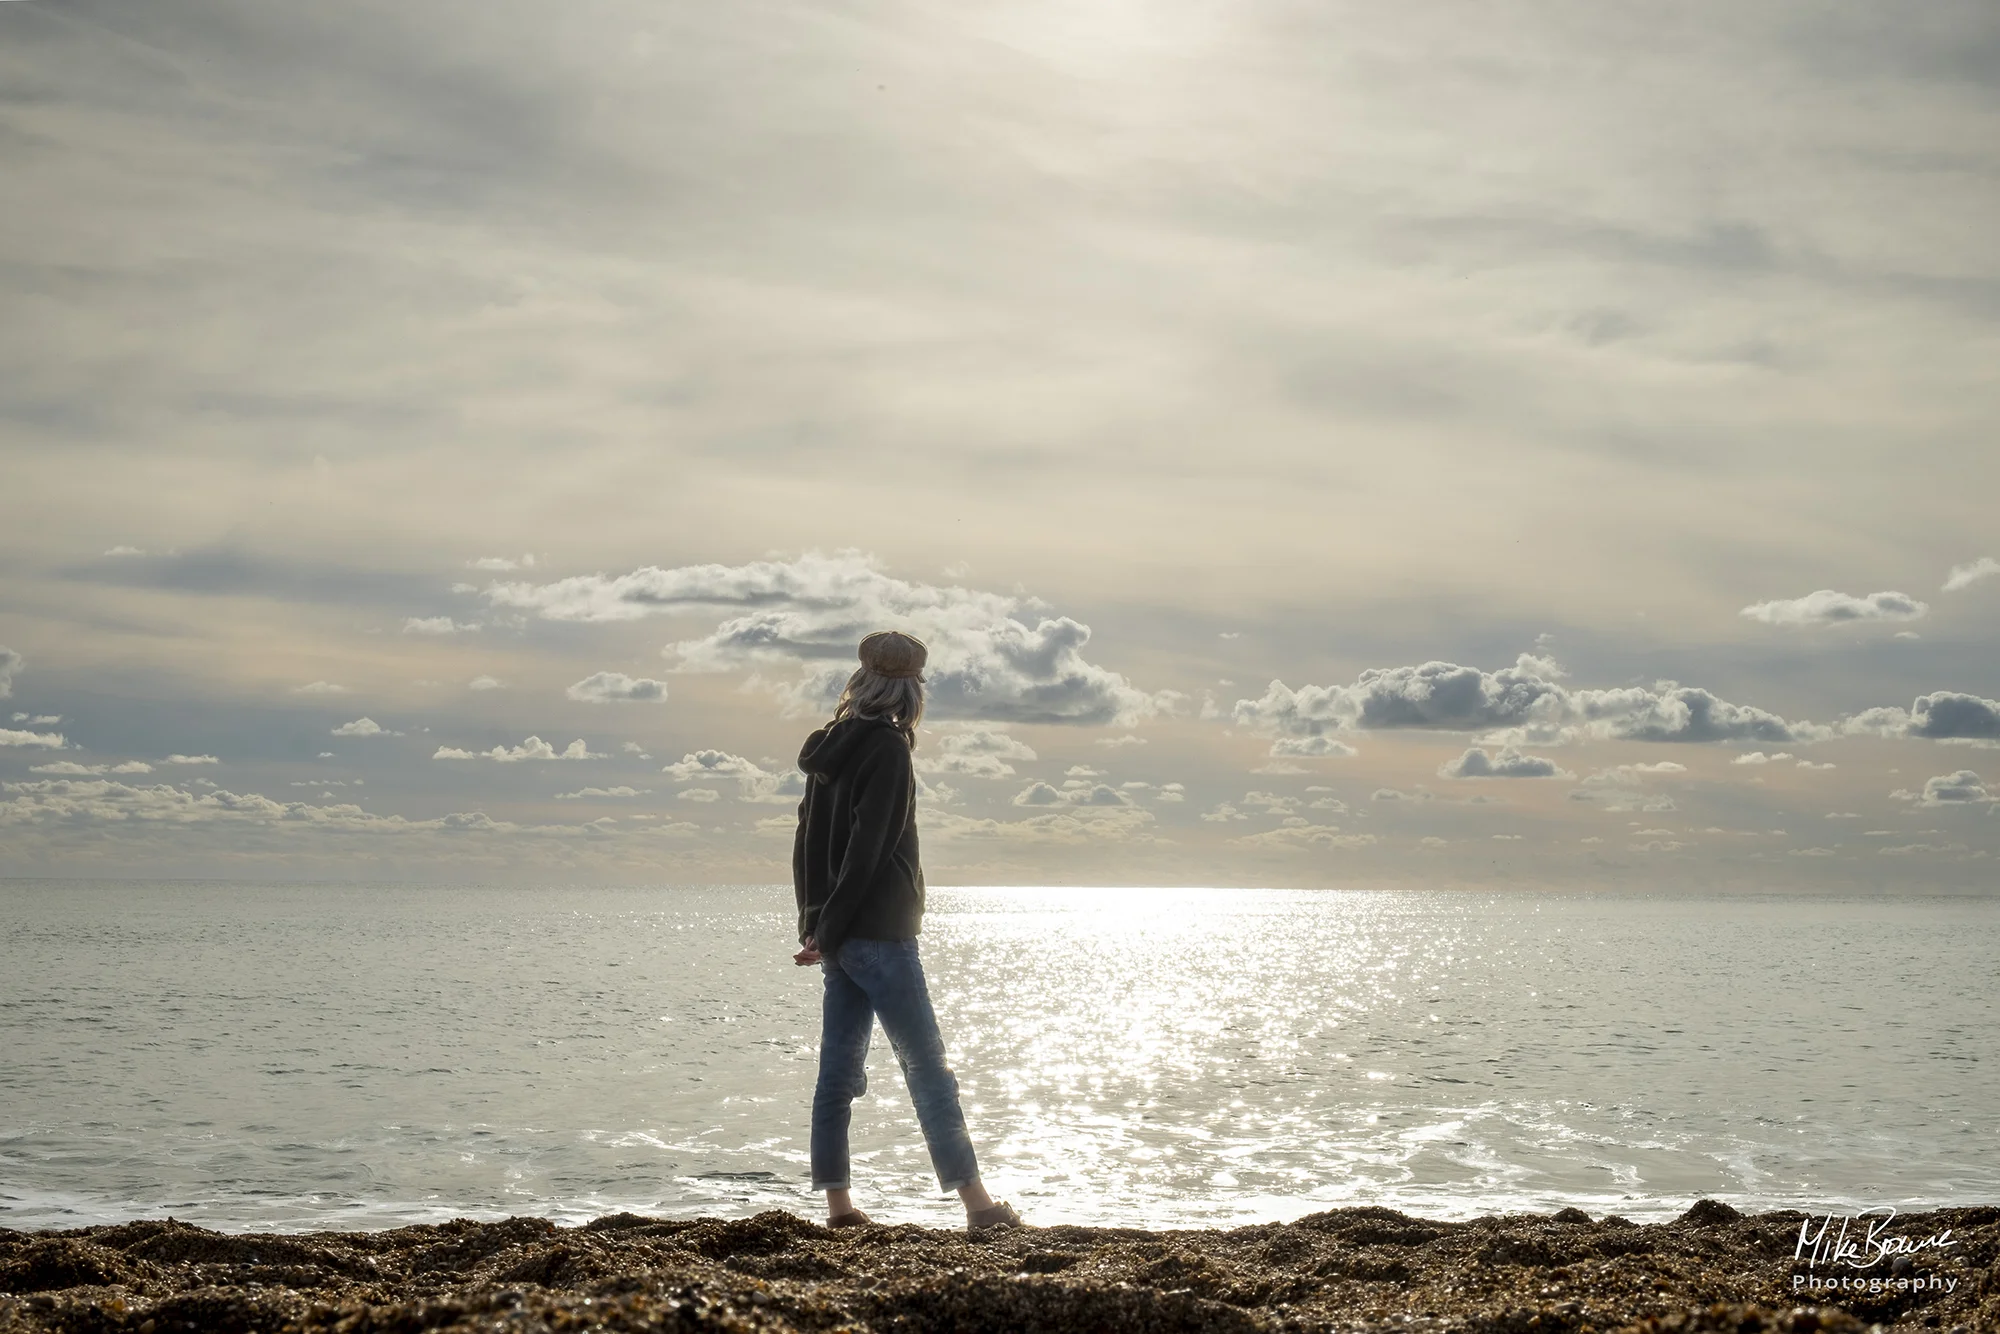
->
[2, 882, 1995, 1233]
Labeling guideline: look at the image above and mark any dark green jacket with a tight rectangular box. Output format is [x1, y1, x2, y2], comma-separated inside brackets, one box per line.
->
[792, 715, 924, 956]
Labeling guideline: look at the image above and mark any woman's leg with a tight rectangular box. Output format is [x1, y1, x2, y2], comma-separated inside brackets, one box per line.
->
[846, 939, 983, 1203]
[810, 947, 875, 1214]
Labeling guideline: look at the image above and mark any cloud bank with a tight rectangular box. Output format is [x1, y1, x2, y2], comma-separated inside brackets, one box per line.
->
[1232, 655, 1825, 747]
[485, 551, 1169, 726]
[1739, 590, 1927, 627]
[565, 672, 669, 703]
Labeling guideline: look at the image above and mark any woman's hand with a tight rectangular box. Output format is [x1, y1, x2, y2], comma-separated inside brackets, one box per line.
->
[793, 936, 822, 967]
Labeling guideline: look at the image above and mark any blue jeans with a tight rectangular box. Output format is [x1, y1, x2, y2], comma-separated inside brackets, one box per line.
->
[811, 936, 980, 1193]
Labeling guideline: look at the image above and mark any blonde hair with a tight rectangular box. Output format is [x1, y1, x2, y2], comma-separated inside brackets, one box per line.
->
[833, 667, 924, 746]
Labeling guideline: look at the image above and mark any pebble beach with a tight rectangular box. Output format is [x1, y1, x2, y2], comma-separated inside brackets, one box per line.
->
[4, 1201, 1995, 1334]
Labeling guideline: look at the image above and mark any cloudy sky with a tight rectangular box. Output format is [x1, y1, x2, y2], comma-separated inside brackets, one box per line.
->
[3, 0, 1997, 887]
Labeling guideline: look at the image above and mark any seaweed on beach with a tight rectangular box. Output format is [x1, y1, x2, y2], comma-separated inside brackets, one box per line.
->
[2, 1202, 1994, 1334]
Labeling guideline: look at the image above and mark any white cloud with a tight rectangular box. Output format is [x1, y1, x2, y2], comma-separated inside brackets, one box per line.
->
[659, 748, 805, 803]
[554, 786, 648, 799]
[331, 718, 394, 737]
[1233, 654, 1825, 748]
[433, 736, 600, 762]
[1095, 734, 1147, 747]
[292, 681, 349, 695]
[1584, 761, 1687, 785]
[102, 546, 146, 557]
[1796, 759, 1836, 771]
[0, 647, 23, 699]
[1891, 770, 1993, 807]
[662, 749, 763, 781]
[467, 554, 537, 571]
[469, 675, 504, 691]
[163, 753, 220, 765]
[1739, 590, 1927, 627]
[1943, 557, 2000, 593]
[1014, 780, 1130, 808]
[678, 788, 721, 803]
[566, 671, 669, 703]
[1065, 765, 1104, 778]
[1732, 751, 1793, 765]
[916, 728, 1037, 779]
[485, 550, 1170, 726]
[1439, 746, 1572, 779]
[403, 616, 474, 635]
[1, 728, 65, 749]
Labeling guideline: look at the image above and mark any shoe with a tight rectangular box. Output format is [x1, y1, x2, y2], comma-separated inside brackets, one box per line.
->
[966, 1200, 1023, 1232]
[827, 1209, 874, 1228]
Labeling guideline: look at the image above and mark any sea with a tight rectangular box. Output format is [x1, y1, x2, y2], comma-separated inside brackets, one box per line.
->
[2, 882, 1995, 1234]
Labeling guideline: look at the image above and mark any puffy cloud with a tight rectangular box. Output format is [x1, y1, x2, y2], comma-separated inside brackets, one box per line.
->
[1, 728, 65, 749]
[660, 749, 804, 803]
[1233, 655, 1823, 747]
[331, 718, 393, 737]
[434, 736, 599, 762]
[662, 749, 763, 781]
[467, 554, 537, 572]
[1440, 746, 1572, 779]
[566, 671, 669, 703]
[403, 617, 474, 635]
[1891, 770, 1993, 807]
[31, 760, 153, 775]
[1268, 734, 1359, 758]
[292, 681, 349, 695]
[0, 649, 21, 700]
[1844, 692, 2000, 744]
[554, 786, 648, 799]
[1943, 557, 2000, 593]
[1739, 590, 1927, 627]
[916, 728, 1037, 780]
[1095, 734, 1147, 747]
[1732, 751, 1793, 765]
[1013, 781, 1130, 808]
[484, 551, 1168, 727]
[163, 754, 220, 765]
[678, 788, 721, 803]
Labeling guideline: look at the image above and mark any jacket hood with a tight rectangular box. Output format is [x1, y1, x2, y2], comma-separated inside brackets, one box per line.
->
[798, 715, 907, 782]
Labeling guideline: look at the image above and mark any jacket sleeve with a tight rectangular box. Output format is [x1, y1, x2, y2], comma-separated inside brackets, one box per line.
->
[809, 732, 912, 958]
[793, 785, 813, 943]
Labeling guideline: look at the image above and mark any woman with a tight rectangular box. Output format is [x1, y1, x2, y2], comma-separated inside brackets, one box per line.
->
[791, 630, 1022, 1232]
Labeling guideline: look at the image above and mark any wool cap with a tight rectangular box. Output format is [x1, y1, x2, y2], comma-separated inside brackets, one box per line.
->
[858, 630, 928, 680]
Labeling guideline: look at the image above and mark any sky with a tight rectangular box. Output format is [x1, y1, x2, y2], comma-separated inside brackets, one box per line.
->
[2, 0, 1997, 887]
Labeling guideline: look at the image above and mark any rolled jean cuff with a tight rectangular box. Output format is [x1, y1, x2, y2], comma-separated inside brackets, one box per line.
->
[937, 1174, 974, 1194]
[812, 1177, 851, 1192]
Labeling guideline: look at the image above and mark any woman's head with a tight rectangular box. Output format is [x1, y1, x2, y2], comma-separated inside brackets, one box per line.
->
[833, 630, 927, 740]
